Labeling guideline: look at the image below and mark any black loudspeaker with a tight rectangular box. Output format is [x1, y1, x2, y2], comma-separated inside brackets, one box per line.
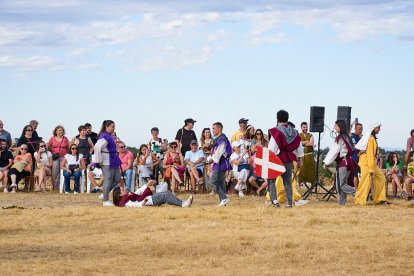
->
[337, 106, 352, 132]
[309, 106, 325, 133]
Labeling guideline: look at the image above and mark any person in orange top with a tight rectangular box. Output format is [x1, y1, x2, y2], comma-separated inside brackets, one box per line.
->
[354, 123, 389, 205]
[8, 144, 33, 193]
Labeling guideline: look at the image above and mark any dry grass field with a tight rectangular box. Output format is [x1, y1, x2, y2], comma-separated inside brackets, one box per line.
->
[1, 189, 414, 276]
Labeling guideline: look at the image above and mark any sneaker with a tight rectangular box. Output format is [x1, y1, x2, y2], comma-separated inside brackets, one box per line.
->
[402, 191, 409, 200]
[182, 195, 193, 208]
[65, 191, 70, 194]
[379, 200, 391, 205]
[238, 190, 245, 197]
[11, 188, 16, 193]
[408, 196, 413, 201]
[9, 183, 17, 188]
[98, 194, 104, 200]
[295, 199, 310, 206]
[103, 200, 115, 207]
[218, 198, 230, 207]
[3, 187, 8, 193]
[286, 204, 293, 208]
[270, 200, 280, 208]
[74, 191, 79, 194]
[91, 187, 98, 193]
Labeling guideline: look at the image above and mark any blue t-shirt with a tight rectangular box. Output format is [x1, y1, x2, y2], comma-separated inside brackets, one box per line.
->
[350, 133, 361, 163]
[184, 150, 206, 170]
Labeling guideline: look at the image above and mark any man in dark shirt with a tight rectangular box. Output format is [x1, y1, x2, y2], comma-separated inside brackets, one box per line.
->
[29, 120, 42, 142]
[85, 123, 98, 145]
[0, 120, 12, 149]
[175, 118, 197, 156]
[0, 139, 13, 192]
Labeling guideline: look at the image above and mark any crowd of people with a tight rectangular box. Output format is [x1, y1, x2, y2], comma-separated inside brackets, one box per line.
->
[0, 114, 413, 208]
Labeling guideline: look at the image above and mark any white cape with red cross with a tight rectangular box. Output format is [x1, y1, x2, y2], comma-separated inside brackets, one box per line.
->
[254, 145, 286, 179]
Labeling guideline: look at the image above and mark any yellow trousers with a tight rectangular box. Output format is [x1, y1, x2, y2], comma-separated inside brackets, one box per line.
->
[354, 164, 387, 205]
[266, 176, 302, 203]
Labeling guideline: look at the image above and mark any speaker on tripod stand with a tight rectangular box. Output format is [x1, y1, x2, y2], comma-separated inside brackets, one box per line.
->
[303, 106, 331, 199]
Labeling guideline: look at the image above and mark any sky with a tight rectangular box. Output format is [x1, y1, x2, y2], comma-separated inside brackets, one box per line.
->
[0, 0, 413, 150]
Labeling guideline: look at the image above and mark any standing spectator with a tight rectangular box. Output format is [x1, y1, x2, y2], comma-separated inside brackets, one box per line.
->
[94, 120, 122, 207]
[163, 142, 185, 194]
[350, 122, 363, 188]
[184, 140, 206, 194]
[175, 118, 197, 157]
[17, 125, 38, 158]
[118, 141, 135, 193]
[33, 141, 52, 192]
[404, 129, 414, 169]
[0, 139, 13, 192]
[231, 118, 249, 142]
[84, 123, 98, 145]
[60, 144, 85, 194]
[268, 110, 304, 208]
[298, 122, 316, 186]
[200, 128, 214, 156]
[48, 125, 70, 190]
[210, 122, 233, 206]
[385, 152, 407, 199]
[8, 144, 33, 193]
[323, 120, 356, 205]
[29, 120, 42, 142]
[73, 125, 94, 166]
[355, 123, 389, 205]
[0, 120, 12, 149]
[137, 144, 160, 188]
[404, 151, 414, 201]
[148, 127, 165, 183]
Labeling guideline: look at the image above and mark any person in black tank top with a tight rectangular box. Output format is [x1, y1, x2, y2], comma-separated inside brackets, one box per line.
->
[73, 125, 94, 165]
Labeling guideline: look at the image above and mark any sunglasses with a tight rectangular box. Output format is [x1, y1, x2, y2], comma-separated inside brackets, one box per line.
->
[256, 133, 263, 135]
[21, 148, 28, 150]
[71, 148, 78, 150]
[26, 129, 33, 132]
[119, 146, 126, 149]
[40, 145, 46, 148]
[171, 146, 177, 149]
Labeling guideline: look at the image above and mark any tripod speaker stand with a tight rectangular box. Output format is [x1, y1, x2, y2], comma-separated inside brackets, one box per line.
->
[302, 132, 332, 200]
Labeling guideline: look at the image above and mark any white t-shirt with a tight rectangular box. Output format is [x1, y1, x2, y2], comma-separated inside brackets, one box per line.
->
[64, 153, 84, 167]
[230, 152, 249, 173]
[34, 151, 52, 166]
[184, 150, 206, 170]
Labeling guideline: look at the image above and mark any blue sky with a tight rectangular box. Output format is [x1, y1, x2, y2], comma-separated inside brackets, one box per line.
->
[0, 0, 413, 149]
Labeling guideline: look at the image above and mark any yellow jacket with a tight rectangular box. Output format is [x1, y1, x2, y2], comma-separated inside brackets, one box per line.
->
[358, 136, 377, 173]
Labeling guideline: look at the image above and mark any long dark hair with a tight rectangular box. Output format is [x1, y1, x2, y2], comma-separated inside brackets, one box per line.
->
[139, 144, 148, 156]
[335, 120, 349, 143]
[21, 125, 32, 136]
[69, 143, 80, 161]
[387, 152, 398, 167]
[112, 186, 122, 207]
[37, 140, 47, 159]
[98, 120, 115, 136]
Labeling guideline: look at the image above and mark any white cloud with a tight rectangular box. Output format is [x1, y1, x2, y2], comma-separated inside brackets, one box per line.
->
[0, 55, 61, 72]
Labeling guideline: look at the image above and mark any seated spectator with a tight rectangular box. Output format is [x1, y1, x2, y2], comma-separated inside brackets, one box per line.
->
[231, 118, 248, 142]
[113, 184, 193, 208]
[184, 140, 206, 194]
[404, 129, 414, 169]
[0, 138, 13, 192]
[17, 125, 38, 159]
[88, 163, 104, 193]
[137, 144, 161, 188]
[230, 140, 250, 197]
[29, 120, 42, 142]
[404, 151, 414, 201]
[73, 125, 94, 166]
[248, 144, 268, 196]
[0, 120, 12, 149]
[48, 125, 70, 190]
[8, 144, 33, 193]
[33, 141, 52, 192]
[200, 128, 214, 156]
[163, 142, 185, 194]
[385, 152, 407, 199]
[60, 144, 85, 194]
[251, 129, 268, 147]
[118, 141, 135, 193]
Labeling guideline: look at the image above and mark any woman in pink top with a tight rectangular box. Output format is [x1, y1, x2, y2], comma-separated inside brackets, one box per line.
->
[48, 125, 69, 190]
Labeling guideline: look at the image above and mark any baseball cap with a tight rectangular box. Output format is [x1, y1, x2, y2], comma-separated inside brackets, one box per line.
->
[184, 118, 196, 124]
[190, 140, 198, 145]
[231, 141, 242, 148]
[239, 118, 249, 124]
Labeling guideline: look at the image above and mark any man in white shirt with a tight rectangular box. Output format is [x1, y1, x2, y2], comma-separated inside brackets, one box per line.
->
[268, 110, 304, 208]
[184, 140, 206, 194]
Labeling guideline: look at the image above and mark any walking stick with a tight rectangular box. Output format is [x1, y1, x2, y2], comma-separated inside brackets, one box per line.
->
[370, 173, 375, 201]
